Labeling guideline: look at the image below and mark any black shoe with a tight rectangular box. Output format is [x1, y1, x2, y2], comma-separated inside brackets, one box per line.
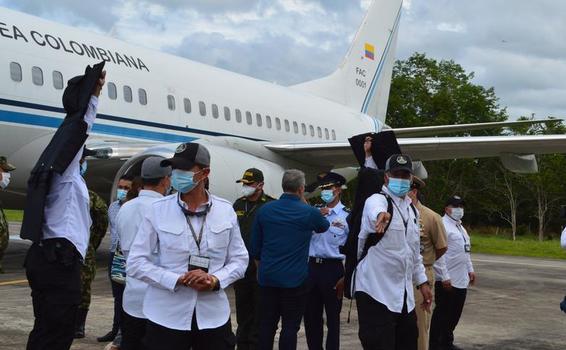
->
[447, 345, 465, 350]
[74, 308, 88, 339]
[97, 330, 117, 342]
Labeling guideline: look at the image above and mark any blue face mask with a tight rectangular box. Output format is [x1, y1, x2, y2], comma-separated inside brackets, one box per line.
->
[320, 189, 335, 203]
[116, 189, 128, 201]
[171, 169, 202, 194]
[387, 177, 411, 197]
[80, 161, 87, 176]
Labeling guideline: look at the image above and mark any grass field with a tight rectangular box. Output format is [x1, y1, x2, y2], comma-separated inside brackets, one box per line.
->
[3, 209, 23, 222]
[470, 232, 566, 260]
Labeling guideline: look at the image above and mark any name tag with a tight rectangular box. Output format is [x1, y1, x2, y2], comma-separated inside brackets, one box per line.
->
[189, 255, 210, 273]
[464, 244, 471, 253]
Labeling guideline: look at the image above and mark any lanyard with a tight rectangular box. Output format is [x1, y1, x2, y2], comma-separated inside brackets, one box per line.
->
[390, 199, 409, 235]
[455, 224, 469, 249]
[186, 214, 208, 255]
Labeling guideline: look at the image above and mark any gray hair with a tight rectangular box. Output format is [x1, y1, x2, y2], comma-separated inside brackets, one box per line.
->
[282, 169, 306, 193]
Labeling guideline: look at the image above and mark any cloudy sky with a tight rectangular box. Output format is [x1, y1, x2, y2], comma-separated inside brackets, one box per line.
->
[2, 0, 565, 120]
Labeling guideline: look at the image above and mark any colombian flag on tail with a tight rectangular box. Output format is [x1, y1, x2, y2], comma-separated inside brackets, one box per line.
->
[364, 43, 375, 60]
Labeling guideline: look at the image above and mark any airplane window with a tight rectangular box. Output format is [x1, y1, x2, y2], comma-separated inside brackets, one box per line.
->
[212, 104, 219, 119]
[9, 62, 22, 82]
[168, 95, 176, 111]
[301, 123, 307, 135]
[325, 128, 330, 140]
[276, 117, 281, 130]
[256, 113, 262, 127]
[183, 98, 191, 113]
[317, 127, 322, 138]
[107, 82, 117, 100]
[332, 129, 336, 140]
[309, 125, 315, 137]
[285, 120, 290, 132]
[224, 107, 231, 121]
[246, 111, 253, 125]
[235, 109, 242, 123]
[138, 89, 147, 105]
[52, 71, 64, 90]
[32, 66, 43, 86]
[199, 101, 206, 116]
[266, 116, 272, 129]
[293, 121, 298, 134]
[124, 86, 133, 103]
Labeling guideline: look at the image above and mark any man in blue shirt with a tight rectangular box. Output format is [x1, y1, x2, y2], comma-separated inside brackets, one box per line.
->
[304, 172, 349, 350]
[251, 169, 329, 350]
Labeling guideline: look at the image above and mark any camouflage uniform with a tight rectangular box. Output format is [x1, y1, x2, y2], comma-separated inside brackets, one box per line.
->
[78, 190, 109, 310]
[0, 156, 16, 274]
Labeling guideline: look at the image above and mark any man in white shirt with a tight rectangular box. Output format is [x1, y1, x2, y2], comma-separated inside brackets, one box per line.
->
[24, 69, 105, 350]
[117, 157, 171, 350]
[429, 196, 476, 350]
[355, 154, 432, 350]
[127, 142, 248, 350]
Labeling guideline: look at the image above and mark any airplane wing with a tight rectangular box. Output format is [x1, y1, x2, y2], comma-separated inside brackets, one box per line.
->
[264, 134, 566, 168]
[390, 119, 562, 137]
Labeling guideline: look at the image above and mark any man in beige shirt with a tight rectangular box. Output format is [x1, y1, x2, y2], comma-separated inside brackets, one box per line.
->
[408, 177, 448, 350]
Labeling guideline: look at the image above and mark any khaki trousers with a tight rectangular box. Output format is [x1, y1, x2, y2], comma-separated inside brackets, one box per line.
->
[414, 266, 435, 350]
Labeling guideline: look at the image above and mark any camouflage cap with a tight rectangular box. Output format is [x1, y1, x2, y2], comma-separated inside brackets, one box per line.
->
[0, 156, 15, 172]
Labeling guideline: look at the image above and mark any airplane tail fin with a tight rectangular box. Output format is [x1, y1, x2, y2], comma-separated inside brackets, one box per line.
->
[292, 0, 403, 123]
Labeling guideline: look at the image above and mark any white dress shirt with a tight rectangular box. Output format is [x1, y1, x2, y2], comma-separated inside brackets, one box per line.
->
[42, 96, 98, 259]
[434, 215, 474, 289]
[560, 227, 566, 249]
[108, 200, 122, 252]
[355, 185, 428, 313]
[118, 190, 164, 318]
[309, 201, 349, 259]
[127, 193, 248, 331]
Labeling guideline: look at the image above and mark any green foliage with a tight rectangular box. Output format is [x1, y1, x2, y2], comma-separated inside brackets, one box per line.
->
[470, 232, 566, 260]
[381, 52, 566, 239]
[3, 209, 23, 222]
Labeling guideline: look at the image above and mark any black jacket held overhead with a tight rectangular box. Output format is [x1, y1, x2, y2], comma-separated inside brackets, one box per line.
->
[20, 61, 105, 242]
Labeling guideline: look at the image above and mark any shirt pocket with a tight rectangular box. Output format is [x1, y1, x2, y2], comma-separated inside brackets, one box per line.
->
[207, 222, 232, 250]
[156, 222, 190, 253]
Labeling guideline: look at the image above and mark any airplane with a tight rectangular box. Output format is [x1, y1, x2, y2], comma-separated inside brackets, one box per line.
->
[2, 0, 566, 209]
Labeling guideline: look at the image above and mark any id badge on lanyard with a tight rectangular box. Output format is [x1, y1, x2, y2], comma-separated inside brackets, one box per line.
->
[187, 215, 210, 273]
[457, 225, 471, 253]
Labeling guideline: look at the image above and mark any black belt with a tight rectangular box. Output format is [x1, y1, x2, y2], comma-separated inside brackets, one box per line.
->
[309, 257, 343, 264]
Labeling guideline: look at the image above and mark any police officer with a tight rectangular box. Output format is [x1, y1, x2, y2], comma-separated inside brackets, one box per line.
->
[304, 172, 349, 350]
[355, 154, 432, 350]
[430, 196, 475, 350]
[0, 156, 16, 274]
[127, 142, 248, 350]
[407, 177, 448, 350]
[233, 168, 274, 350]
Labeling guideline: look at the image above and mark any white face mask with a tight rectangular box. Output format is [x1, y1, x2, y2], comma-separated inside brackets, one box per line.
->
[0, 172, 10, 190]
[241, 185, 257, 197]
[450, 207, 464, 221]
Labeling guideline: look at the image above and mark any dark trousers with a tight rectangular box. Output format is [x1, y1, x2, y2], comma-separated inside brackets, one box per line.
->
[355, 291, 417, 350]
[429, 282, 467, 350]
[25, 240, 82, 350]
[143, 316, 235, 350]
[234, 271, 260, 350]
[108, 252, 125, 333]
[121, 311, 147, 350]
[304, 260, 344, 350]
[258, 282, 308, 350]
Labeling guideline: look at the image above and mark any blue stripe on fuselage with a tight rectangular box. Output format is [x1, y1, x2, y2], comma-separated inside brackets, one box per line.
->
[0, 98, 264, 142]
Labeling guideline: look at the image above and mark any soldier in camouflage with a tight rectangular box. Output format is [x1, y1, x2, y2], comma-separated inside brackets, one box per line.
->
[232, 168, 274, 350]
[74, 152, 109, 339]
[0, 156, 16, 274]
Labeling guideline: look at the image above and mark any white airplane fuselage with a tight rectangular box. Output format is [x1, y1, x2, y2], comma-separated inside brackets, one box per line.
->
[0, 5, 393, 206]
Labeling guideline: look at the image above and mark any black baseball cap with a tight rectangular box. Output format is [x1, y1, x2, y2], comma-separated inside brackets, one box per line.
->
[161, 142, 210, 170]
[236, 168, 264, 184]
[385, 154, 413, 174]
[445, 195, 465, 207]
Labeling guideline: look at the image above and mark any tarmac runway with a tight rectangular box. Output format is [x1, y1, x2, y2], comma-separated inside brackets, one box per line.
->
[1, 223, 566, 349]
